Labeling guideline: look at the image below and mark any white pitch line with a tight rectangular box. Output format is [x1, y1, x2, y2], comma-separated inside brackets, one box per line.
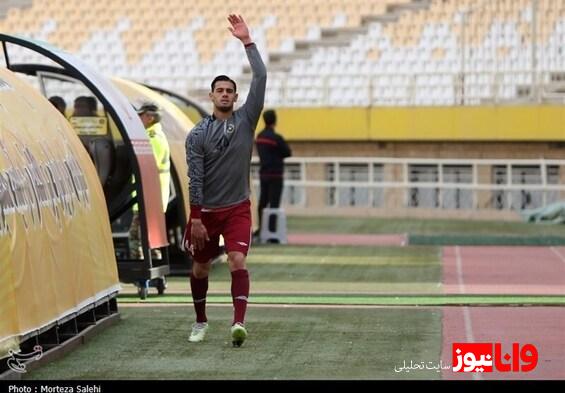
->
[550, 246, 565, 265]
[117, 303, 442, 310]
[455, 245, 481, 380]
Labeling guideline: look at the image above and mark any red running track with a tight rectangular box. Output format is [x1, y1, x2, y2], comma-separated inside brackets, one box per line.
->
[441, 246, 565, 379]
[442, 246, 565, 295]
[441, 307, 565, 380]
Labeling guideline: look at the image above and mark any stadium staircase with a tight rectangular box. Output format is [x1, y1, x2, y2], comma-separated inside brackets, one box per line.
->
[245, 0, 431, 75]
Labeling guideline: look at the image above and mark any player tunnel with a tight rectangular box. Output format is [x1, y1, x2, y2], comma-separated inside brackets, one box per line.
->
[0, 33, 190, 296]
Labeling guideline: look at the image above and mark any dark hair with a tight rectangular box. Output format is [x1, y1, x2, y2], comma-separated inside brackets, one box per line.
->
[211, 75, 237, 92]
[73, 96, 98, 116]
[48, 96, 66, 112]
[263, 109, 276, 127]
[74, 96, 97, 110]
[86, 96, 98, 112]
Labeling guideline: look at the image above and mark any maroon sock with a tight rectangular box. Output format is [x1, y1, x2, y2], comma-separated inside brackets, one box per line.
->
[231, 269, 250, 325]
[190, 273, 208, 323]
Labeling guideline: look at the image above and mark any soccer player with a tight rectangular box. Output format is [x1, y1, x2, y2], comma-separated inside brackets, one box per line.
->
[183, 14, 266, 347]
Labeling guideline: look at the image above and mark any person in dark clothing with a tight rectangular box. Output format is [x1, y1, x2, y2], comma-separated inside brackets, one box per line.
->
[72, 96, 98, 117]
[48, 96, 67, 116]
[255, 109, 291, 238]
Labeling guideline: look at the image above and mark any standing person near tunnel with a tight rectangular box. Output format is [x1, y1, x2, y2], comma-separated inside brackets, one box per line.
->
[129, 101, 171, 260]
[48, 95, 67, 117]
[182, 14, 266, 347]
[72, 96, 98, 117]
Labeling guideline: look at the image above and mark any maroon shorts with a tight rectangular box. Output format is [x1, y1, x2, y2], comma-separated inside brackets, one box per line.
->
[183, 200, 252, 264]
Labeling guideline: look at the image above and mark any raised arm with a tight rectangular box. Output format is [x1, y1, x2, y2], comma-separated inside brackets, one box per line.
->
[228, 14, 267, 129]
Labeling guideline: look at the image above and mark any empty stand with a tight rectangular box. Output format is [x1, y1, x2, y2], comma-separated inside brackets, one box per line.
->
[2, 0, 565, 107]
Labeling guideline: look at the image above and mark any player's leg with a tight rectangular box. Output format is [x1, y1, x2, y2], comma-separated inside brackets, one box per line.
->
[184, 216, 221, 342]
[188, 258, 213, 343]
[227, 251, 249, 347]
[222, 200, 252, 346]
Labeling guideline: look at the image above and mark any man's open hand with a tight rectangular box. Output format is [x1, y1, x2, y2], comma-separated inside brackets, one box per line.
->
[228, 14, 252, 45]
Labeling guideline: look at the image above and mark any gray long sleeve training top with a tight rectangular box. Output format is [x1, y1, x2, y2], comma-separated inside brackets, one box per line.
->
[186, 43, 267, 218]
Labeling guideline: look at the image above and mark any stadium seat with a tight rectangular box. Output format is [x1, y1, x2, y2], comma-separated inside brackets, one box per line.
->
[3, 0, 565, 106]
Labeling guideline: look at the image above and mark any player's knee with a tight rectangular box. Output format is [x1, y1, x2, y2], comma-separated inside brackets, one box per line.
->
[192, 261, 211, 278]
[227, 252, 246, 270]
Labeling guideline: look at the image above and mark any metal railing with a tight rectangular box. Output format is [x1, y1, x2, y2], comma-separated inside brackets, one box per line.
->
[250, 157, 565, 214]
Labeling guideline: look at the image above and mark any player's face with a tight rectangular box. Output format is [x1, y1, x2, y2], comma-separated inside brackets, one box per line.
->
[210, 81, 238, 112]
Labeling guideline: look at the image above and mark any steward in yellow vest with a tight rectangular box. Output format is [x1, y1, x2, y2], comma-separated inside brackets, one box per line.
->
[129, 101, 170, 259]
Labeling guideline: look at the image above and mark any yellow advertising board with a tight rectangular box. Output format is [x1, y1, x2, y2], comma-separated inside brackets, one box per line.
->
[268, 106, 565, 141]
[0, 68, 120, 359]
